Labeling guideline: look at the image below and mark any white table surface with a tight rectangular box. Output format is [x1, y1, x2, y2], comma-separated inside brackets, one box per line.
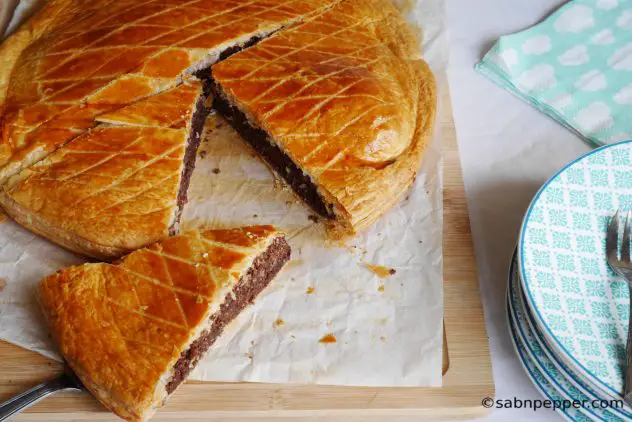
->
[446, 0, 595, 420]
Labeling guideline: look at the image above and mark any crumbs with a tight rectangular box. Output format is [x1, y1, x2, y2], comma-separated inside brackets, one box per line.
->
[364, 264, 397, 278]
[0, 278, 6, 292]
[199, 150, 208, 159]
[377, 284, 384, 293]
[212, 168, 220, 174]
[306, 286, 315, 295]
[319, 334, 337, 344]
[274, 318, 285, 328]
[285, 259, 304, 269]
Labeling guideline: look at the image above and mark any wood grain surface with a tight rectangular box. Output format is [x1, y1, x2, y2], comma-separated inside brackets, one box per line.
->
[0, 89, 495, 421]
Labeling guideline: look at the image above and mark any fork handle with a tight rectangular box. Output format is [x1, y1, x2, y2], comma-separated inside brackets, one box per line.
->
[0, 374, 78, 421]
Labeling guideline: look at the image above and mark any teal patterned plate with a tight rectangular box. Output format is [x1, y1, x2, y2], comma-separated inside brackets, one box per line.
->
[509, 250, 627, 420]
[519, 140, 632, 399]
[508, 281, 590, 421]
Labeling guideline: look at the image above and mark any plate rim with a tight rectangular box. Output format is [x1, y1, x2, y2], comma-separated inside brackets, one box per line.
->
[507, 278, 576, 422]
[509, 250, 629, 419]
[518, 139, 632, 398]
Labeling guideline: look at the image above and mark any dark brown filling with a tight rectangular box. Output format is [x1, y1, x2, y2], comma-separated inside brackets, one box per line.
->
[169, 91, 211, 235]
[206, 79, 335, 219]
[165, 236, 291, 394]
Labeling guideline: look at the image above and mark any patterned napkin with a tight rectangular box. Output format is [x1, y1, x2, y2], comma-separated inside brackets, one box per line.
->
[477, 0, 632, 147]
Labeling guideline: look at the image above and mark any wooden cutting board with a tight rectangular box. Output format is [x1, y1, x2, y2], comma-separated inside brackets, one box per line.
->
[0, 88, 494, 421]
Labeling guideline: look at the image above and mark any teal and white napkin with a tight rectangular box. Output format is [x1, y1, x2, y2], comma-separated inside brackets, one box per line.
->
[477, 0, 632, 147]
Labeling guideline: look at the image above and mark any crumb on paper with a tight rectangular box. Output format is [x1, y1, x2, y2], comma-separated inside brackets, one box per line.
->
[212, 168, 220, 174]
[247, 352, 253, 360]
[319, 334, 337, 344]
[290, 334, 296, 340]
[0, 279, 6, 292]
[285, 259, 305, 269]
[253, 214, 258, 218]
[377, 284, 385, 293]
[199, 150, 208, 159]
[380, 336, 386, 342]
[306, 286, 315, 295]
[364, 264, 396, 279]
[274, 318, 285, 328]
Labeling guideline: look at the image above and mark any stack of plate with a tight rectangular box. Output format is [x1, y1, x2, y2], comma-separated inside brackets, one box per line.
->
[508, 141, 632, 421]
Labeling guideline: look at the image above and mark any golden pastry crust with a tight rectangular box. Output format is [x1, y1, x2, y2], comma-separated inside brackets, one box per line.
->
[0, 0, 339, 184]
[38, 225, 286, 421]
[210, 0, 436, 236]
[0, 126, 188, 260]
[96, 83, 201, 129]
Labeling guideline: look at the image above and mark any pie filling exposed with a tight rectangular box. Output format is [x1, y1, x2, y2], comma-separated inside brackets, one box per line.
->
[171, 90, 211, 235]
[165, 236, 290, 394]
[207, 79, 336, 220]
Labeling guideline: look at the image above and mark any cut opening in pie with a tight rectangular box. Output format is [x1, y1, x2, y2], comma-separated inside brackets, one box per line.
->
[172, 86, 211, 235]
[205, 77, 336, 220]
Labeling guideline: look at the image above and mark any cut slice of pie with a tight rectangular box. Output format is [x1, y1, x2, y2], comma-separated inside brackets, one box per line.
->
[0, 0, 340, 184]
[0, 81, 210, 260]
[38, 225, 290, 422]
[208, 0, 436, 237]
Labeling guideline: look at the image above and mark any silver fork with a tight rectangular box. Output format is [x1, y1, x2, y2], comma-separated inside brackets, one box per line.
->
[0, 365, 84, 421]
[607, 210, 632, 406]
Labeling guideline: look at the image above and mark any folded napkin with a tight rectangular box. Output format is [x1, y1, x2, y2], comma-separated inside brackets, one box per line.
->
[477, 0, 632, 147]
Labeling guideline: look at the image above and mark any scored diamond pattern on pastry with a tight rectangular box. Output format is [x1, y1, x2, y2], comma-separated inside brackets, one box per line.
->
[521, 141, 632, 394]
[0, 0, 339, 182]
[211, 0, 436, 233]
[96, 83, 201, 128]
[38, 225, 279, 420]
[0, 126, 187, 258]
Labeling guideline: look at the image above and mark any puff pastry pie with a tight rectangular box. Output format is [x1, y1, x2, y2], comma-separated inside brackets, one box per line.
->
[0, 0, 436, 253]
[38, 225, 290, 421]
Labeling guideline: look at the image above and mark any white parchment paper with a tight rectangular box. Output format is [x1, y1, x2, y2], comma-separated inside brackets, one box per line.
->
[0, 0, 447, 387]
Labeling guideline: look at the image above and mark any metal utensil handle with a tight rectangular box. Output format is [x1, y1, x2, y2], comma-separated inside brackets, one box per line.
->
[0, 374, 77, 421]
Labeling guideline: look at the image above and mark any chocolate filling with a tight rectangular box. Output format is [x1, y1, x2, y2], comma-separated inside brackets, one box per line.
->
[165, 236, 291, 394]
[169, 91, 211, 235]
[206, 79, 335, 219]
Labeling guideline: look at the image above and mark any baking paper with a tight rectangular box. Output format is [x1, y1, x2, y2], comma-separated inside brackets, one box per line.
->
[0, 0, 446, 387]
